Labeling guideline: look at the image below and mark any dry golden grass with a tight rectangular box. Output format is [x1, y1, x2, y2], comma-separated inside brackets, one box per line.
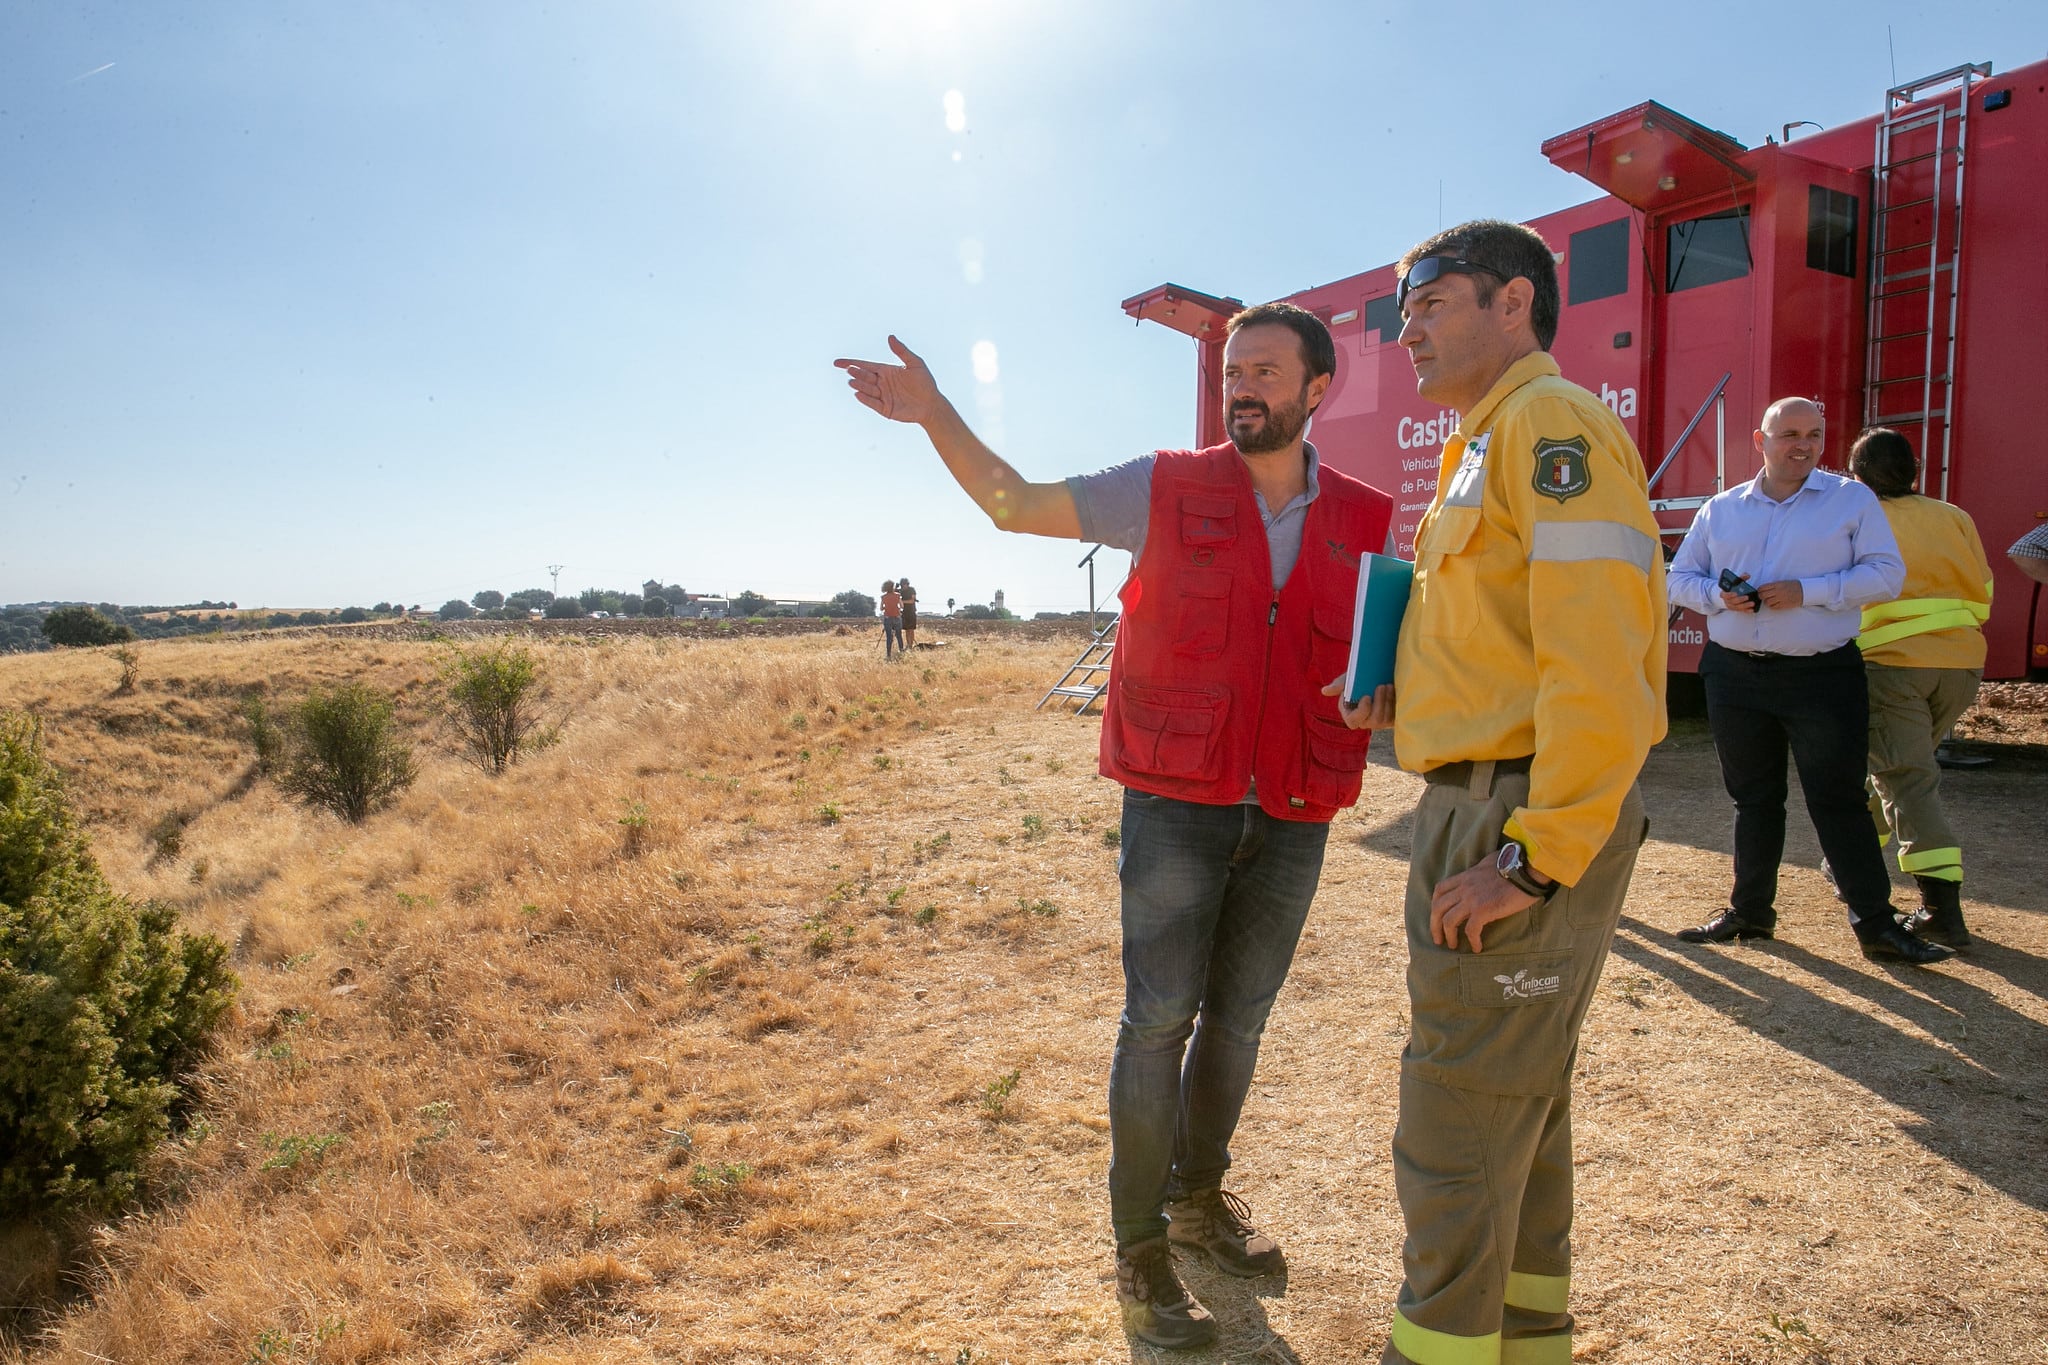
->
[1, 632, 2044, 1364]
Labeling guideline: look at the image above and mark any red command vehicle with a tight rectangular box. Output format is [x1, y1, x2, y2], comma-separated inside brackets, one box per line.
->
[1124, 59, 2048, 679]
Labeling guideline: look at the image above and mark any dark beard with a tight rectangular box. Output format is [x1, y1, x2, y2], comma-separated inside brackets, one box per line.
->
[1227, 387, 1311, 455]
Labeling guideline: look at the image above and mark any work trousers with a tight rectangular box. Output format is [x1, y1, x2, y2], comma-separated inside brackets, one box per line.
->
[1376, 765, 1646, 1358]
[1700, 641, 1894, 932]
[1107, 788, 1329, 1247]
[1865, 663, 1980, 883]
[1385, 762, 1647, 1365]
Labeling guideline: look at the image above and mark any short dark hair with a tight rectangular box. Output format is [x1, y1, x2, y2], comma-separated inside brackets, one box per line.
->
[1226, 301, 1337, 382]
[1851, 427, 1919, 499]
[1396, 219, 1561, 349]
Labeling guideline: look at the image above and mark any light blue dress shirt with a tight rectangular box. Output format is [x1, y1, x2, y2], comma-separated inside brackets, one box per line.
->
[1668, 468, 1906, 655]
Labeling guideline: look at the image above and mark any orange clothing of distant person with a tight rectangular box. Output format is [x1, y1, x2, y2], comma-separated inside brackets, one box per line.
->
[881, 589, 903, 618]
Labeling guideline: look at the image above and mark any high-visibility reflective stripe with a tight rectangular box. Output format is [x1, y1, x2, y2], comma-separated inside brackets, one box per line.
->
[1391, 1310, 1501, 1365]
[1528, 520, 1656, 574]
[1862, 595, 1992, 624]
[1504, 1271, 1570, 1315]
[1899, 846, 1962, 876]
[1858, 594, 1990, 651]
[1501, 1332, 1574, 1365]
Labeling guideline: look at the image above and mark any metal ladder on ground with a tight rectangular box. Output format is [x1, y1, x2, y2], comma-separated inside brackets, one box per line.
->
[1036, 616, 1117, 714]
[1863, 62, 1989, 501]
[1035, 543, 1122, 715]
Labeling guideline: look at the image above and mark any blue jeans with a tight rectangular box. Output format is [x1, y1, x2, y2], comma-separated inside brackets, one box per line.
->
[1108, 788, 1330, 1247]
[883, 617, 903, 657]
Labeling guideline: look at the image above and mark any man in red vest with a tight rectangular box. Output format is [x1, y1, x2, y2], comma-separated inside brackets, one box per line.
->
[837, 304, 1393, 1349]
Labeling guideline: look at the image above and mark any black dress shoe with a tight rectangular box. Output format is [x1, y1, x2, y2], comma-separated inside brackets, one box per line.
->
[1858, 921, 1955, 965]
[1676, 910, 1775, 944]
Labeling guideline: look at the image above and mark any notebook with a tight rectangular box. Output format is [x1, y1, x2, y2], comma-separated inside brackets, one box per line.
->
[1344, 553, 1414, 705]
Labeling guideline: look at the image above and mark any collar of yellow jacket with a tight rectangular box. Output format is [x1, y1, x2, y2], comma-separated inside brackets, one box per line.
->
[1457, 350, 1560, 437]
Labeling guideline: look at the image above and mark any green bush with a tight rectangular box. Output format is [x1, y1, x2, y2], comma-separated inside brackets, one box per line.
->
[240, 692, 284, 774]
[277, 684, 418, 823]
[440, 642, 558, 774]
[0, 711, 237, 1215]
[40, 606, 136, 648]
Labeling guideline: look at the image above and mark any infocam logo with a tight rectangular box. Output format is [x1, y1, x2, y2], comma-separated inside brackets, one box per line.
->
[1494, 968, 1563, 1000]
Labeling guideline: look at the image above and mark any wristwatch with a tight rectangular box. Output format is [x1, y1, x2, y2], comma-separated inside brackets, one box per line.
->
[1495, 840, 1559, 901]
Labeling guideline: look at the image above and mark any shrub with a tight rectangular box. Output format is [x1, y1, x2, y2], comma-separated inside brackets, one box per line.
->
[276, 684, 418, 823]
[437, 599, 476, 621]
[0, 711, 237, 1215]
[240, 692, 285, 774]
[543, 599, 584, 620]
[112, 645, 141, 694]
[40, 606, 135, 648]
[439, 642, 559, 774]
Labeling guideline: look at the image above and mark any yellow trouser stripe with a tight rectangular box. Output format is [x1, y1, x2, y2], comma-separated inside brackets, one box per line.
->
[1504, 1271, 1570, 1315]
[1501, 1334, 1575, 1365]
[1391, 1310, 1501, 1365]
[1899, 846, 1963, 876]
[1857, 596, 1989, 652]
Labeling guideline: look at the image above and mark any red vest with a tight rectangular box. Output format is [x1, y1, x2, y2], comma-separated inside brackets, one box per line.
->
[1099, 444, 1393, 822]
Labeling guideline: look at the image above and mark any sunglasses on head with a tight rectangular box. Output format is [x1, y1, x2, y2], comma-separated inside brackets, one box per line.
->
[1395, 255, 1509, 310]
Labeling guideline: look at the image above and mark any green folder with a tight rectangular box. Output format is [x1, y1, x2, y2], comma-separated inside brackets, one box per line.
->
[1345, 553, 1414, 705]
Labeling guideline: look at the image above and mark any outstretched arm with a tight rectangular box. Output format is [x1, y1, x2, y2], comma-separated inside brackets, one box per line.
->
[834, 336, 1080, 539]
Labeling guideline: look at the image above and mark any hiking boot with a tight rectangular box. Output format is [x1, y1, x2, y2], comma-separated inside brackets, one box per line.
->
[1115, 1237, 1217, 1349]
[1165, 1185, 1285, 1277]
[1903, 875, 1971, 947]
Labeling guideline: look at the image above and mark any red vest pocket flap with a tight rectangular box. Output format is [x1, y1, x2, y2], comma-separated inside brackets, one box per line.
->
[1114, 682, 1229, 780]
[1179, 494, 1239, 545]
[1304, 714, 1368, 772]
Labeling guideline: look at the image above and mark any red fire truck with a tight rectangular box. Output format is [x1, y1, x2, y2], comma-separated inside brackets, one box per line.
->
[1122, 59, 2048, 679]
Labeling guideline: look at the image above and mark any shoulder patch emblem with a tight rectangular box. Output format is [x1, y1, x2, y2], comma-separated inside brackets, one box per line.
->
[1532, 435, 1592, 503]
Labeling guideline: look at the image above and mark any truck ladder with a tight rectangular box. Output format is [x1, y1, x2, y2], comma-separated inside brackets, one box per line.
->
[1863, 62, 1989, 500]
[1036, 616, 1117, 715]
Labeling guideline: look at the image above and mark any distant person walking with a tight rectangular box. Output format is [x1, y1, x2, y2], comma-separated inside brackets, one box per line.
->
[1852, 427, 1992, 946]
[898, 577, 919, 651]
[880, 580, 904, 660]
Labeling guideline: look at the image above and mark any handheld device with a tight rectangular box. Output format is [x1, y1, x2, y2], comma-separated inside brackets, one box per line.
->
[1717, 567, 1763, 611]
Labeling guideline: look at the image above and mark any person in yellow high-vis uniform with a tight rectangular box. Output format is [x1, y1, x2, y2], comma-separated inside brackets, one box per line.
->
[1333, 220, 1665, 1365]
[1851, 427, 1991, 946]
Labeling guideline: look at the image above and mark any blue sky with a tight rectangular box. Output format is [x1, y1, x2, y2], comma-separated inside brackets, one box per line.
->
[3, 1, 2043, 614]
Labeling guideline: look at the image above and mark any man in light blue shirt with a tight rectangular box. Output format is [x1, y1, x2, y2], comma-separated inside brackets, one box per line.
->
[1667, 397, 1950, 965]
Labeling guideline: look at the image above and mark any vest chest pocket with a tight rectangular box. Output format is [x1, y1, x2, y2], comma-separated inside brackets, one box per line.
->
[1173, 569, 1232, 659]
[1180, 494, 1239, 550]
[1309, 598, 1353, 683]
[1415, 504, 1483, 641]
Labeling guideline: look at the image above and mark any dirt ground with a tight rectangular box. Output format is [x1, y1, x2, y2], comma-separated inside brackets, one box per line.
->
[4, 636, 2042, 1364]
[816, 678, 2048, 1363]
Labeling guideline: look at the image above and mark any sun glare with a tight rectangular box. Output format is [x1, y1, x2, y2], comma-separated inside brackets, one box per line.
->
[942, 88, 967, 133]
[970, 340, 999, 383]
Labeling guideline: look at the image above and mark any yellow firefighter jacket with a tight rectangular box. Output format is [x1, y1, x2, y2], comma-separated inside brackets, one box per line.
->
[1394, 352, 1668, 886]
[1858, 493, 1991, 671]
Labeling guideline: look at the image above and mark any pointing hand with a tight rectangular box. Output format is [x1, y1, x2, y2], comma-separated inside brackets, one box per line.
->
[833, 336, 944, 426]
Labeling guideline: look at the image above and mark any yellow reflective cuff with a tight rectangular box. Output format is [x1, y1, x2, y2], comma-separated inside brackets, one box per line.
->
[1862, 595, 1982, 624]
[1505, 1271, 1571, 1315]
[1898, 846, 1962, 875]
[1501, 1334, 1575, 1365]
[1391, 1310, 1502, 1365]
[1528, 519, 1656, 573]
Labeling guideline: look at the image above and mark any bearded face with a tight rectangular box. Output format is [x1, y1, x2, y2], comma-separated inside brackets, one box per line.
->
[1227, 381, 1313, 455]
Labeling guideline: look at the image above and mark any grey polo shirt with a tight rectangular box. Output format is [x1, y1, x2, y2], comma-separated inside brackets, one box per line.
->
[1066, 443, 1328, 587]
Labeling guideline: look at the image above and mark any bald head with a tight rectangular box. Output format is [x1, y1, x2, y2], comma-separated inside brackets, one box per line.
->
[1754, 396, 1826, 498]
[1761, 397, 1822, 432]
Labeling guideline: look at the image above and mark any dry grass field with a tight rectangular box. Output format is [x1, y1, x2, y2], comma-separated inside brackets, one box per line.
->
[1, 630, 2044, 1365]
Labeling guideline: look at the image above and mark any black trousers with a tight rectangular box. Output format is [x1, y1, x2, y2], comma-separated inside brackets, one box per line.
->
[1699, 640, 1895, 935]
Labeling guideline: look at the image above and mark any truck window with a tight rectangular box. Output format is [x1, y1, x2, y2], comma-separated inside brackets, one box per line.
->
[1666, 207, 1751, 292]
[1806, 186, 1859, 277]
[1568, 219, 1630, 304]
[1362, 293, 1402, 346]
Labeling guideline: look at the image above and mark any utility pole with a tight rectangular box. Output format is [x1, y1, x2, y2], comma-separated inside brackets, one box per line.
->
[547, 564, 564, 599]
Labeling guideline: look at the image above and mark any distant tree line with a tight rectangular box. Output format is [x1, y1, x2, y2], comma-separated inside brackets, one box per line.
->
[4, 583, 1022, 652]
[0, 602, 418, 654]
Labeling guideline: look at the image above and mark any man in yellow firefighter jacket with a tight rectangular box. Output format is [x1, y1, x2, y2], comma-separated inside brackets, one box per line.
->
[1850, 427, 1992, 946]
[1336, 220, 1665, 1365]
